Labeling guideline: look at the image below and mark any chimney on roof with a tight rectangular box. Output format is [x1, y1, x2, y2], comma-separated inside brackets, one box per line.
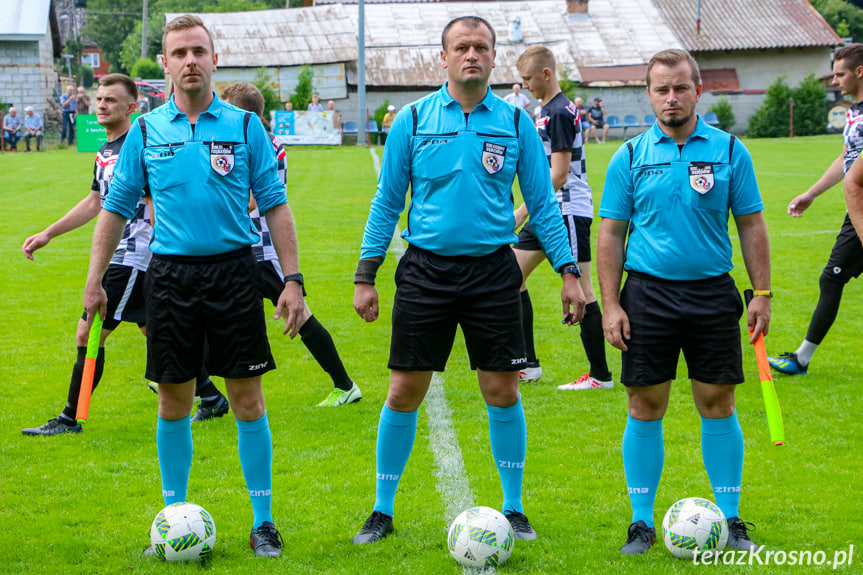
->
[509, 17, 523, 43]
[567, 0, 589, 15]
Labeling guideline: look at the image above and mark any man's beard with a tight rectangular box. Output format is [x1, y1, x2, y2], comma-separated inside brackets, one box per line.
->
[659, 112, 692, 128]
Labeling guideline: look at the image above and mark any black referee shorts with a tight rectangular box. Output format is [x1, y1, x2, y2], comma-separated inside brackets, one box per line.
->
[81, 264, 148, 331]
[145, 247, 275, 384]
[821, 213, 863, 284]
[389, 245, 527, 372]
[619, 271, 744, 387]
[513, 215, 592, 263]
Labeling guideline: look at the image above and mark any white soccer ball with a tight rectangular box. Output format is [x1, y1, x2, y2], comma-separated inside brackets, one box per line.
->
[150, 502, 217, 562]
[447, 506, 515, 569]
[662, 497, 728, 559]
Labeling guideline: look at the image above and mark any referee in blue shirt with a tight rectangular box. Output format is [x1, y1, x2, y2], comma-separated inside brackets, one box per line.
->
[351, 16, 585, 545]
[598, 49, 771, 555]
[83, 15, 304, 559]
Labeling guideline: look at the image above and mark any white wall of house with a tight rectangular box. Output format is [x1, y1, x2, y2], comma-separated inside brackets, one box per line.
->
[695, 47, 832, 92]
[0, 31, 58, 119]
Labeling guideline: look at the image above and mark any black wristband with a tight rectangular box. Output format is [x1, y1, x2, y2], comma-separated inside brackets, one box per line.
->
[559, 264, 582, 278]
[284, 272, 304, 286]
[354, 258, 381, 285]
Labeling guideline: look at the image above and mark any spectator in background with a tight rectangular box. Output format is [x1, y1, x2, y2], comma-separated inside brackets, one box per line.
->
[23, 106, 43, 152]
[77, 87, 91, 115]
[574, 97, 588, 124]
[3, 106, 22, 151]
[587, 97, 608, 144]
[308, 93, 323, 111]
[533, 100, 543, 122]
[327, 99, 343, 132]
[136, 91, 150, 113]
[60, 86, 76, 145]
[381, 104, 396, 145]
[504, 83, 531, 110]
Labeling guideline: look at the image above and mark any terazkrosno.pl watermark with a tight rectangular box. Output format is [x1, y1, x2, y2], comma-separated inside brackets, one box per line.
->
[693, 545, 854, 568]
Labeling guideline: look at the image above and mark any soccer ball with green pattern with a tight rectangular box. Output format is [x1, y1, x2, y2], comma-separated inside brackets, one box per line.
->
[447, 506, 514, 569]
[662, 497, 728, 559]
[150, 502, 216, 562]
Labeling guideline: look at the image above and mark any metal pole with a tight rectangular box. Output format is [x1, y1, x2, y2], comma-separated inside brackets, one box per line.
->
[141, 0, 149, 60]
[696, 0, 702, 35]
[357, 0, 366, 146]
[789, 97, 794, 140]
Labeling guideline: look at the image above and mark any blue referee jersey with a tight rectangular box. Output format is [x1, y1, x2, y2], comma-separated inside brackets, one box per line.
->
[104, 94, 286, 256]
[361, 84, 573, 270]
[600, 116, 763, 280]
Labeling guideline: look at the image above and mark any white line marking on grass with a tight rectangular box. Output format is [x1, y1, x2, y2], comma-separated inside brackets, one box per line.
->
[376, 143, 480, 571]
[370, 147, 381, 177]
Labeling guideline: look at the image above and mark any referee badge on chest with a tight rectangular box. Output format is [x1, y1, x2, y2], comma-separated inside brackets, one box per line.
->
[688, 163, 714, 194]
[209, 143, 235, 176]
[481, 142, 506, 175]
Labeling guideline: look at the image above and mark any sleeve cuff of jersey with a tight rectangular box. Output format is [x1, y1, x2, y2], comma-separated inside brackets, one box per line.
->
[102, 200, 135, 220]
[598, 209, 630, 220]
[257, 196, 288, 214]
[731, 203, 764, 217]
[359, 248, 388, 262]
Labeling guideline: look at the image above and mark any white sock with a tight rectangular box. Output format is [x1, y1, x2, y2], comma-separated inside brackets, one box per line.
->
[795, 340, 818, 366]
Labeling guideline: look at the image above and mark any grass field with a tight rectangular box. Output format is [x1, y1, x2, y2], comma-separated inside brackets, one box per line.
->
[0, 134, 860, 574]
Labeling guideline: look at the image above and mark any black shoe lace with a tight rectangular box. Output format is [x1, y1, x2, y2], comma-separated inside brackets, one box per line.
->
[255, 523, 283, 548]
[627, 522, 654, 544]
[361, 511, 390, 534]
[729, 519, 756, 540]
[505, 511, 531, 532]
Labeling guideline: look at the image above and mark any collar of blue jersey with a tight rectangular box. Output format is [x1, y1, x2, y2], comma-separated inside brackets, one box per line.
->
[648, 113, 709, 145]
[165, 91, 223, 122]
[438, 82, 497, 112]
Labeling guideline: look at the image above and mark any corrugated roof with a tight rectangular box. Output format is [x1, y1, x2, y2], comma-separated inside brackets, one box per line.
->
[165, 6, 358, 67]
[653, 0, 842, 52]
[0, 0, 51, 39]
[351, 0, 682, 86]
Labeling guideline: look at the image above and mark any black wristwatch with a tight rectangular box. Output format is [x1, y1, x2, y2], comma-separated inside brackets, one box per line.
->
[284, 272, 304, 286]
[559, 264, 582, 278]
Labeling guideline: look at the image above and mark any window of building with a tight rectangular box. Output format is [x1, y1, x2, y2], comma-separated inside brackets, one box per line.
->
[81, 53, 100, 69]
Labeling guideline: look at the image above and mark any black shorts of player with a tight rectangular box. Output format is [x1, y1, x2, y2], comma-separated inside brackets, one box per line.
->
[389, 244, 526, 372]
[145, 247, 275, 384]
[80, 264, 147, 331]
[513, 215, 592, 262]
[257, 260, 308, 304]
[619, 271, 744, 387]
[821, 213, 863, 284]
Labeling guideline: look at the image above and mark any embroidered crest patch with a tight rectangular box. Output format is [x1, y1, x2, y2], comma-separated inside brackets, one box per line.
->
[210, 143, 235, 176]
[481, 142, 506, 175]
[689, 163, 714, 194]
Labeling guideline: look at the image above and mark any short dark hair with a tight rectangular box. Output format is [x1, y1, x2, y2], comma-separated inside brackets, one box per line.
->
[441, 16, 496, 50]
[221, 82, 265, 118]
[99, 73, 138, 102]
[163, 14, 214, 56]
[835, 43, 863, 72]
[646, 49, 701, 88]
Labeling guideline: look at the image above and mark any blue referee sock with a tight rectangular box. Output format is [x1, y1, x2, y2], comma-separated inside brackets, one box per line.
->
[237, 413, 274, 529]
[157, 415, 193, 506]
[373, 406, 418, 517]
[622, 415, 664, 527]
[701, 411, 744, 519]
[487, 397, 527, 515]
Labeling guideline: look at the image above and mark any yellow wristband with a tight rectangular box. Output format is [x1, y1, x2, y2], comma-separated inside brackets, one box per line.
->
[752, 290, 773, 298]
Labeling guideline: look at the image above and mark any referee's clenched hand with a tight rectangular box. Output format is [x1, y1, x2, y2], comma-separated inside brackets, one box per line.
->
[353, 283, 379, 322]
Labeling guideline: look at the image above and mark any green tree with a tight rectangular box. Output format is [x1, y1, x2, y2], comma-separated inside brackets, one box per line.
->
[81, 0, 140, 73]
[811, 0, 863, 41]
[708, 97, 735, 132]
[130, 58, 163, 79]
[747, 76, 792, 137]
[558, 65, 587, 104]
[290, 65, 314, 111]
[792, 74, 828, 137]
[252, 67, 282, 119]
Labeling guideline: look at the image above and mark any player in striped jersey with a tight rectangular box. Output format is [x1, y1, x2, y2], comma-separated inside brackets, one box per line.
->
[20, 74, 228, 436]
[767, 43, 863, 375]
[222, 82, 360, 406]
[513, 45, 613, 390]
